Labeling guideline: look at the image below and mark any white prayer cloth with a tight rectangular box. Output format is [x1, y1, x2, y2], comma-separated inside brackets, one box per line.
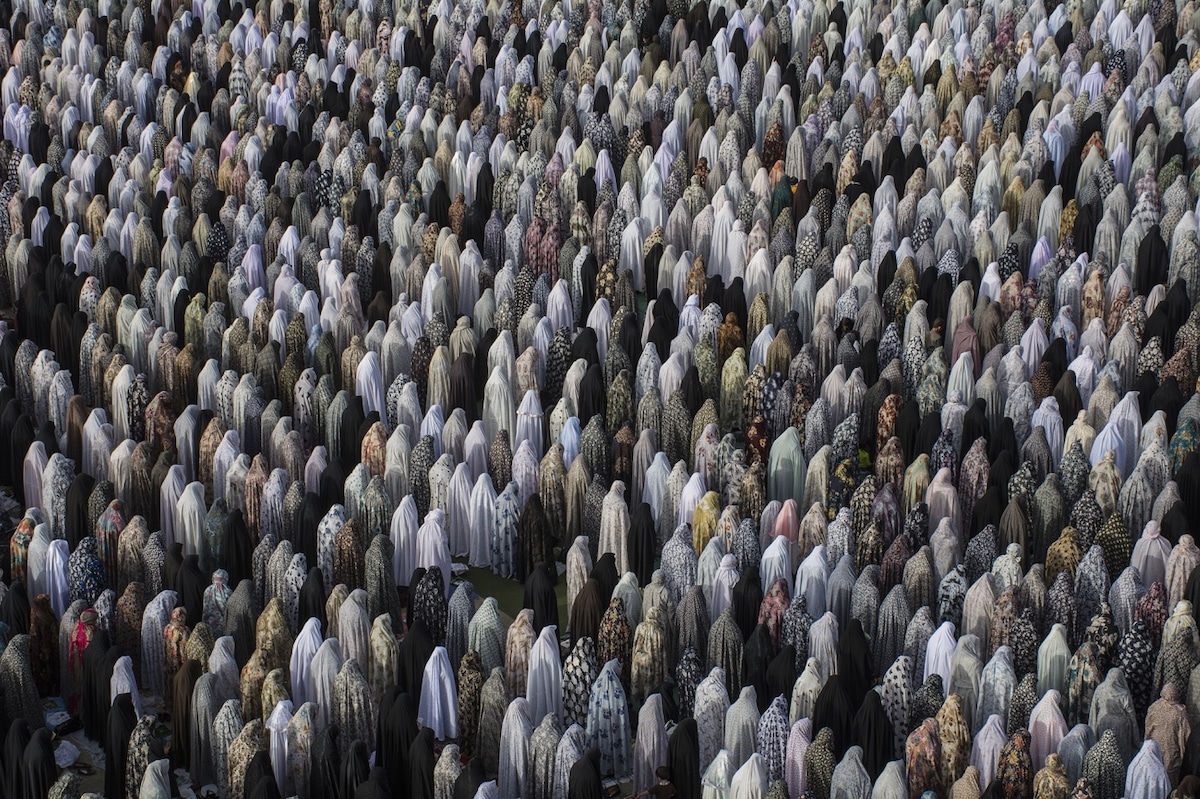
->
[468, 473, 498, 568]
[209, 636, 241, 701]
[633, 694, 669, 795]
[338, 589, 372, 677]
[925, 621, 958, 697]
[291, 618, 323, 707]
[526, 625, 564, 725]
[498, 697, 534, 799]
[418, 645, 459, 739]
[45, 538, 70, 618]
[730, 753, 768, 799]
[266, 699, 294, 795]
[110, 655, 145, 718]
[416, 509, 453, 597]
[391, 495, 420, 584]
[176, 481, 207, 558]
[711, 554, 740, 623]
[311, 637, 345, 729]
[598, 482, 631, 576]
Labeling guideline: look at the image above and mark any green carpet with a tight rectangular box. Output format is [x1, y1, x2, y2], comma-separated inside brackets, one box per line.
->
[455, 561, 569, 630]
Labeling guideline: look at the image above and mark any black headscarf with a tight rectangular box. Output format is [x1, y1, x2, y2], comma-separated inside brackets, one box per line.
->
[249, 774, 285, 799]
[569, 579, 606, 646]
[226, 580, 258, 667]
[568, 747, 604, 799]
[454, 758, 487, 799]
[397, 620, 435, 699]
[66, 473, 96, 549]
[3, 719, 30, 799]
[320, 460, 347, 508]
[300, 567, 328, 629]
[518, 496, 554, 583]
[0, 581, 29, 637]
[163, 542, 185, 592]
[767, 644, 798, 705]
[354, 768, 392, 799]
[177, 554, 206, 627]
[578, 365, 607, 425]
[668, 718, 701, 799]
[628, 503, 657, 586]
[221, 509, 255, 586]
[838, 619, 875, 711]
[82, 630, 113, 741]
[409, 727, 437, 799]
[245, 750, 276, 799]
[340, 739, 371, 799]
[742, 624, 776, 712]
[591, 554, 619, 603]
[312, 725, 342, 799]
[338, 396, 367, 469]
[522, 561, 560, 635]
[382, 692, 419, 793]
[732, 566, 763, 639]
[172, 658, 203, 771]
[375, 687, 400, 780]
[450, 353, 478, 422]
[812, 674, 855, 758]
[853, 690, 893, 780]
[1162, 503, 1188, 546]
[0, 401, 21, 490]
[294, 492, 324, 564]
[20, 728, 55, 799]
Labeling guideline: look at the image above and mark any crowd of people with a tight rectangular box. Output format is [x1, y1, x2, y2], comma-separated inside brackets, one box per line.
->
[0, 0, 1199, 796]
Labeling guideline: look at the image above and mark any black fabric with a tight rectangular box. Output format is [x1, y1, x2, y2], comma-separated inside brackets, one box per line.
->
[222, 509, 255, 587]
[568, 747, 604, 799]
[731, 566, 763, 640]
[766, 644, 798, 705]
[454, 758, 487, 799]
[172, 658, 203, 771]
[628, 503, 657, 586]
[569, 578, 605, 646]
[449, 353, 478, 422]
[838, 619, 875, 711]
[408, 727, 437, 799]
[7, 415, 35, 504]
[517, 496, 553, 583]
[591, 554, 619, 604]
[312, 725, 342, 799]
[245, 750, 276, 799]
[82, 631, 113, 742]
[0, 580, 29, 636]
[227, 580, 258, 668]
[294, 492, 324, 563]
[66, 473, 96, 549]
[3, 719, 30, 799]
[522, 560, 560, 635]
[249, 774, 285, 799]
[382, 691, 418, 793]
[742, 623, 775, 712]
[163, 542, 185, 592]
[375, 687, 399, 777]
[340, 739, 371, 799]
[578, 366, 606, 427]
[176, 553, 206, 628]
[354, 768, 392, 799]
[300, 567, 328, 628]
[19, 728, 55, 799]
[853, 690, 893, 780]
[396, 620, 435, 700]
[668, 718, 701, 799]
[812, 674, 855, 759]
